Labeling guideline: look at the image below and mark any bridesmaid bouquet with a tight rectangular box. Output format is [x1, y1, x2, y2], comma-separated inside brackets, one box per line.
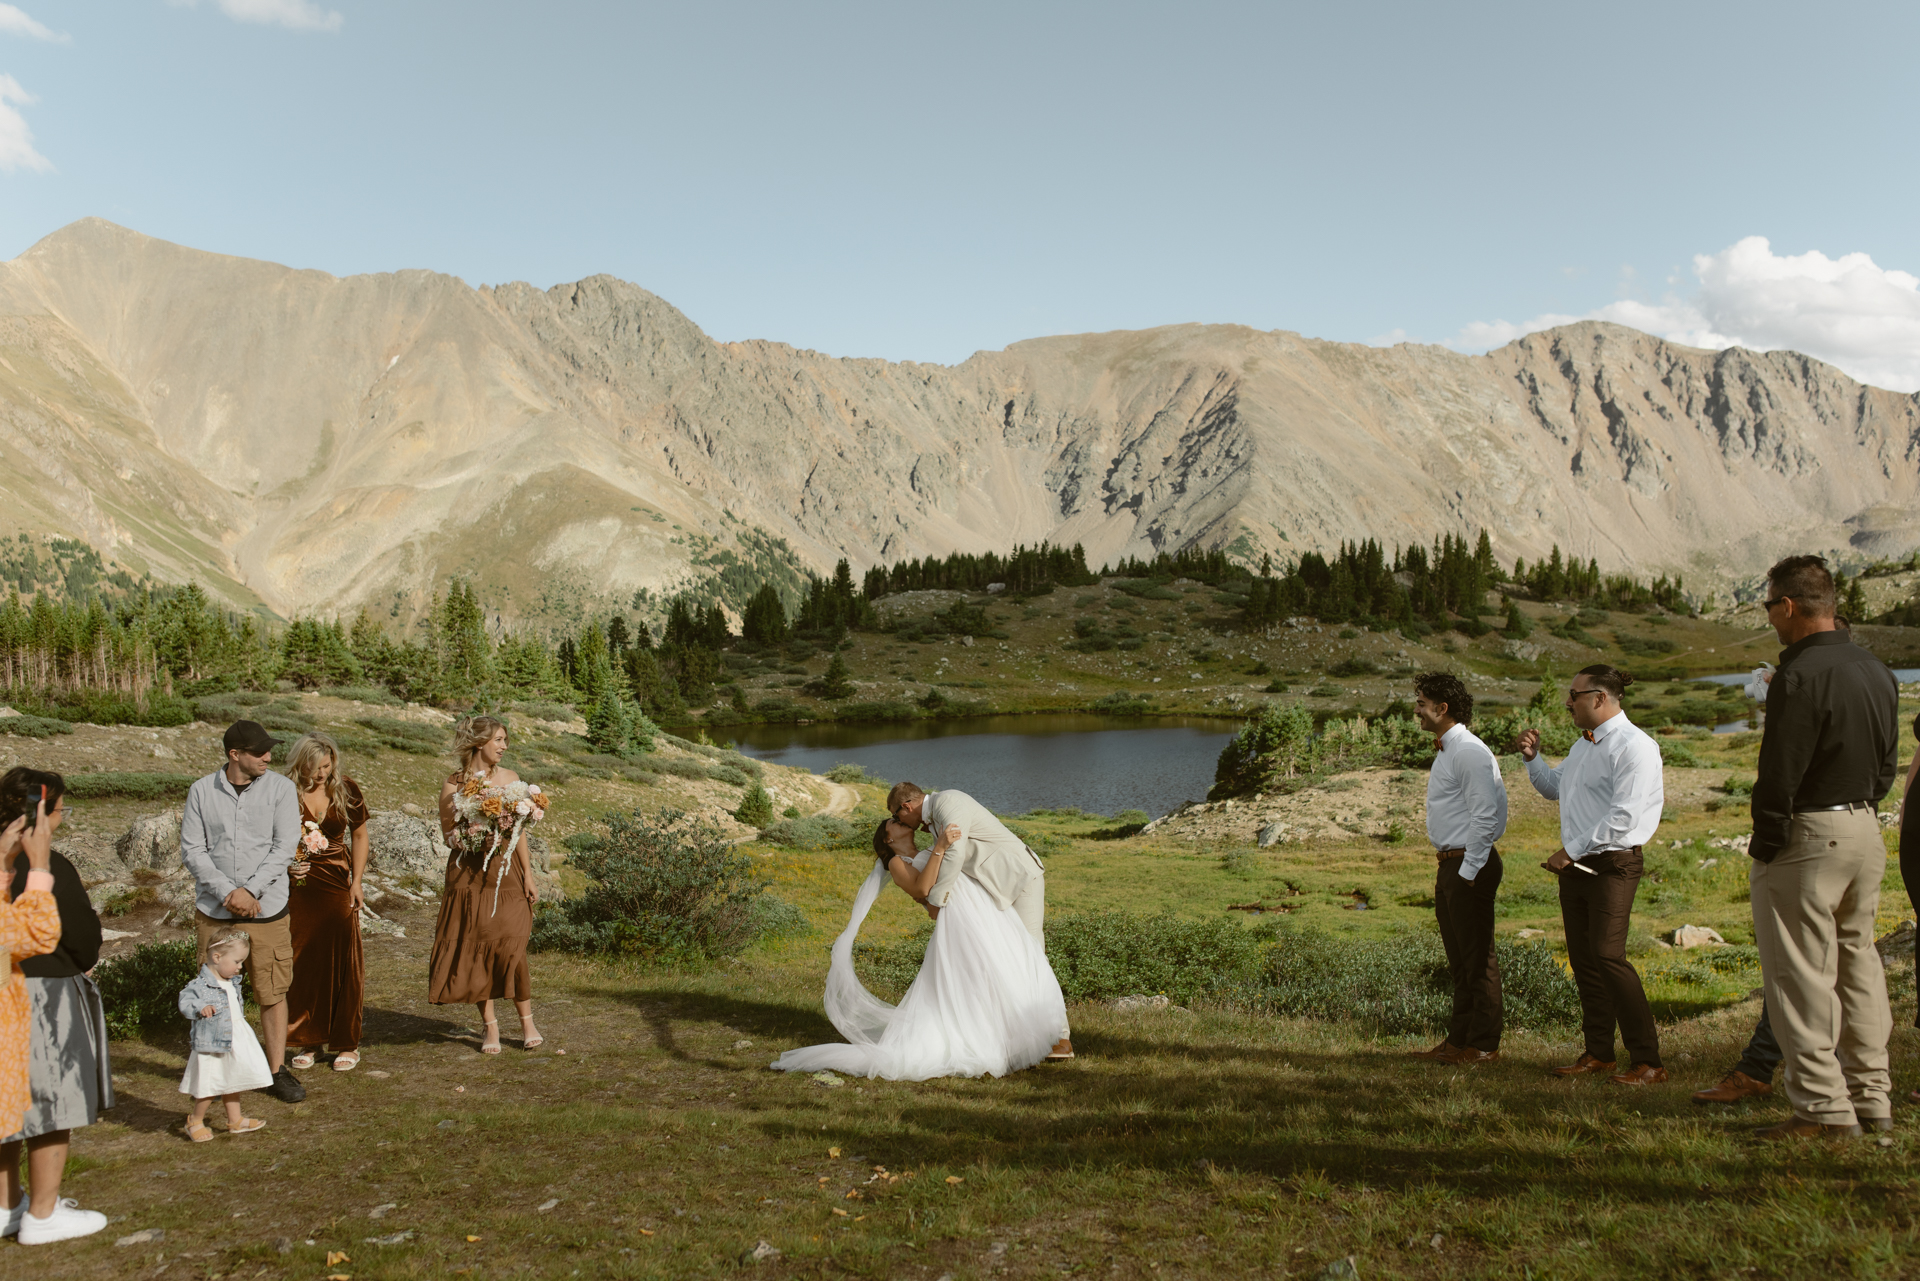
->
[452, 778, 551, 916]
[293, 820, 327, 887]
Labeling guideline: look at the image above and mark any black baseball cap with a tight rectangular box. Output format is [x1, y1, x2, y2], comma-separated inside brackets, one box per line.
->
[223, 720, 277, 756]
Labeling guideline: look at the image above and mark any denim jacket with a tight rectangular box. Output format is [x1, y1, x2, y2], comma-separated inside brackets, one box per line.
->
[178, 966, 235, 1054]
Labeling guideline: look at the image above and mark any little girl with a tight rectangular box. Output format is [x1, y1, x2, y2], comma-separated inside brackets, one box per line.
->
[177, 928, 272, 1140]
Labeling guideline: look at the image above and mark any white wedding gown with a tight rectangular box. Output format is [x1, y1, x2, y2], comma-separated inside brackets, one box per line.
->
[772, 852, 1068, 1081]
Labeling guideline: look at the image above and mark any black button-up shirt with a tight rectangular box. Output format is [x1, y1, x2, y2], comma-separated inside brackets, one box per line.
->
[1750, 629, 1899, 862]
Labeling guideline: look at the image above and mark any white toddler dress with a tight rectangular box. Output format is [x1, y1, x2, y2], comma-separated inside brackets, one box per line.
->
[178, 975, 274, 1099]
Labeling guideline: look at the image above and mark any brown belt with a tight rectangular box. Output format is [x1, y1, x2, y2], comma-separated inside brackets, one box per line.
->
[1435, 846, 1498, 862]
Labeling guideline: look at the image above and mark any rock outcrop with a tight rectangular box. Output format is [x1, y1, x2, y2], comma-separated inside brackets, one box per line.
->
[4, 218, 1918, 623]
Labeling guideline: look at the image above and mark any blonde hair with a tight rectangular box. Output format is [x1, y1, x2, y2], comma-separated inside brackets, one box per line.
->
[453, 715, 510, 776]
[205, 927, 251, 963]
[285, 732, 354, 823]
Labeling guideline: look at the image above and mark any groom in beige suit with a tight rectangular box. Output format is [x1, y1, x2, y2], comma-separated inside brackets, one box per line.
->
[886, 781, 1073, 1059]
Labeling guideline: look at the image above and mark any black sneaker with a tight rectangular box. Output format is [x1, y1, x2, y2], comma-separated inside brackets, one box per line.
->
[261, 1067, 307, 1104]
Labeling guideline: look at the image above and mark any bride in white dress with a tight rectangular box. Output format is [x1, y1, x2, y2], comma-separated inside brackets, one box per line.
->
[772, 819, 1068, 1081]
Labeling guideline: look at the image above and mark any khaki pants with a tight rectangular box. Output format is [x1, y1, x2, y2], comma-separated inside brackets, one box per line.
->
[195, 909, 294, 1007]
[1750, 808, 1892, 1125]
[1005, 871, 1068, 1040]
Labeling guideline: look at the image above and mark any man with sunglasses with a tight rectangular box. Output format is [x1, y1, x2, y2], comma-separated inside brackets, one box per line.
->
[1518, 663, 1666, 1086]
[1745, 555, 1898, 1141]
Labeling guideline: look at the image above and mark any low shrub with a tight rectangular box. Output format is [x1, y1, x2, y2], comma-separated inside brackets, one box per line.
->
[95, 938, 205, 1039]
[655, 757, 710, 780]
[353, 716, 449, 755]
[97, 884, 160, 916]
[509, 700, 579, 723]
[826, 763, 887, 786]
[1091, 691, 1152, 715]
[0, 713, 73, 737]
[320, 685, 405, 706]
[1250, 928, 1580, 1035]
[759, 814, 864, 850]
[1046, 912, 1265, 1004]
[528, 808, 767, 963]
[195, 694, 313, 732]
[1658, 738, 1703, 768]
[66, 771, 200, 800]
[20, 691, 195, 728]
[746, 894, 811, 941]
[1328, 657, 1379, 678]
[1721, 774, 1757, 797]
[853, 923, 935, 1000]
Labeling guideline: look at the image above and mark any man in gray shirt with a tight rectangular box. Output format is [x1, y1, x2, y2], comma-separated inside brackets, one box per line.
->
[181, 719, 305, 1103]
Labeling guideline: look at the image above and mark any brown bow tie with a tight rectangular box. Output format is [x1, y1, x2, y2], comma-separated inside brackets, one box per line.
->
[1582, 730, 1596, 743]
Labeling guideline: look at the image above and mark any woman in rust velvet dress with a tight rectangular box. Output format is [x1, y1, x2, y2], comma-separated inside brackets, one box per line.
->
[283, 733, 371, 1072]
[428, 716, 542, 1054]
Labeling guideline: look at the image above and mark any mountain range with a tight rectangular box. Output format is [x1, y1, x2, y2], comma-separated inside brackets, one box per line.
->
[1, 218, 1915, 626]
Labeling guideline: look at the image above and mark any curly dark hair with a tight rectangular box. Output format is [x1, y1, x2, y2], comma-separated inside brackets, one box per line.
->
[1413, 671, 1473, 725]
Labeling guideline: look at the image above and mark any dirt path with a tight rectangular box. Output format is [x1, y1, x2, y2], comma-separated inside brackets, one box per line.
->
[814, 780, 859, 818]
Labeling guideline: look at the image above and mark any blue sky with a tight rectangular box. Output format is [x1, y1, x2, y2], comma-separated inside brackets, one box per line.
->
[2, 1, 1918, 386]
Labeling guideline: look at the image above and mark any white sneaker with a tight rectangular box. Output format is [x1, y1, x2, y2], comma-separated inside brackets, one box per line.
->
[3, 1199, 23, 1237]
[17, 1198, 108, 1244]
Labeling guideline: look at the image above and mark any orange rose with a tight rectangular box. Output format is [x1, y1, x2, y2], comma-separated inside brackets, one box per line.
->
[461, 779, 485, 797]
[481, 796, 504, 818]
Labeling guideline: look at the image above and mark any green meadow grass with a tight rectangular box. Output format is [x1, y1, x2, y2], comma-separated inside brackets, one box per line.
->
[21, 772, 1920, 1280]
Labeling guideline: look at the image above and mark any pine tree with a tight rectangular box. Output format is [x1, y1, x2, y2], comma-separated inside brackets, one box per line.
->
[815, 652, 854, 699]
[1504, 598, 1532, 638]
[586, 688, 633, 753]
[733, 782, 775, 828]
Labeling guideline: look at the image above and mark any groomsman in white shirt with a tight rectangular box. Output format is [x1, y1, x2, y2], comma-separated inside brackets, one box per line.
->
[1518, 664, 1668, 1087]
[1407, 672, 1510, 1065]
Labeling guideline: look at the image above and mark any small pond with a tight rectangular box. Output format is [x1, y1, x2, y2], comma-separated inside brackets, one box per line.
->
[721, 714, 1246, 819]
[1694, 669, 1920, 734]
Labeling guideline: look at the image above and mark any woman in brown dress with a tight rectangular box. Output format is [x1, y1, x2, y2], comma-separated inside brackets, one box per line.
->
[428, 715, 542, 1053]
[283, 733, 371, 1072]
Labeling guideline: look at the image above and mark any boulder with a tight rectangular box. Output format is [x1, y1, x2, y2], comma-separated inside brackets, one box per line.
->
[1257, 822, 1287, 849]
[116, 806, 184, 871]
[1669, 924, 1726, 949]
[55, 832, 125, 884]
[1111, 994, 1171, 1011]
[364, 809, 449, 880]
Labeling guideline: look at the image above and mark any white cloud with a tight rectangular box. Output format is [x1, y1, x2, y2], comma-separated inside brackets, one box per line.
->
[171, 0, 344, 34]
[0, 72, 51, 173]
[0, 4, 67, 42]
[1451, 236, 1920, 394]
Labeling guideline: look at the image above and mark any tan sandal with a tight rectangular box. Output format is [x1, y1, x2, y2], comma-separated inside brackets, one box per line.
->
[332, 1050, 360, 1072]
[228, 1117, 266, 1135]
[185, 1118, 214, 1143]
[480, 1019, 501, 1055]
[289, 1052, 317, 1070]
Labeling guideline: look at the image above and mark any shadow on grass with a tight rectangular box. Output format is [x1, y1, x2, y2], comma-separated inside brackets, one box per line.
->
[613, 988, 839, 1063]
[361, 1005, 477, 1047]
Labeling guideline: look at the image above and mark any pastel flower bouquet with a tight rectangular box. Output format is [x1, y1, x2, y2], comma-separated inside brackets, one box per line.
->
[293, 819, 327, 887]
[452, 777, 551, 915]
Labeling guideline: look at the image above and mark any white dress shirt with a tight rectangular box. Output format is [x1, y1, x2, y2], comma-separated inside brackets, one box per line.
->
[1426, 722, 1509, 880]
[1524, 711, 1664, 859]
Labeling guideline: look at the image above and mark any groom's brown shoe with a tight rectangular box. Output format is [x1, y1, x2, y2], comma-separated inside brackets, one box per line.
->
[1408, 1040, 1463, 1062]
[1046, 1039, 1075, 1061]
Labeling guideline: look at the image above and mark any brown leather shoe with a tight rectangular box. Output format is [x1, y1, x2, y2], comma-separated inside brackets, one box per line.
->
[1408, 1040, 1463, 1061]
[1045, 1039, 1074, 1061]
[1451, 1049, 1500, 1066]
[1607, 1063, 1670, 1086]
[1753, 1117, 1863, 1140]
[1549, 1053, 1617, 1078]
[1863, 1115, 1894, 1133]
[1692, 1070, 1773, 1104]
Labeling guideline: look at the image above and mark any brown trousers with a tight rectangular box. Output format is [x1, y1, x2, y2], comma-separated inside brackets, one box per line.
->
[1558, 848, 1661, 1068]
[1434, 850, 1503, 1052]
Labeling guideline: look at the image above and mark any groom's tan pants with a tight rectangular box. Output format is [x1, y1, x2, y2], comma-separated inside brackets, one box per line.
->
[1010, 871, 1070, 1039]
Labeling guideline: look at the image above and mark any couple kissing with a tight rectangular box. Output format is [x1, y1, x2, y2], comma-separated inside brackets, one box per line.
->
[771, 782, 1074, 1081]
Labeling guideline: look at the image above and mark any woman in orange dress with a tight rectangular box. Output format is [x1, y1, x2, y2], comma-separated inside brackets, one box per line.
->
[427, 716, 542, 1054]
[283, 734, 371, 1073]
[0, 797, 60, 1160]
